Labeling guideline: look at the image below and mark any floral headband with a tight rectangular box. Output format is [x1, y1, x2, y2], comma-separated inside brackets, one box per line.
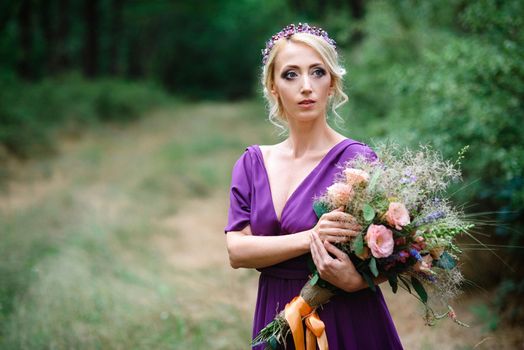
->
[261, 23, 336, 65]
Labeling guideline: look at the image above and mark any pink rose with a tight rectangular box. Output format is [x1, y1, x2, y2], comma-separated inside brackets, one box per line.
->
[365, 224, 394, 258]
[326, 183, 354, 208]
[344, 168, 370, 187]
[384, 202, 411, 230]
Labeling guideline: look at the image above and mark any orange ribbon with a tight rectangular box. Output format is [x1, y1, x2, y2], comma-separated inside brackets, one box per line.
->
[284, 296, 329, 350]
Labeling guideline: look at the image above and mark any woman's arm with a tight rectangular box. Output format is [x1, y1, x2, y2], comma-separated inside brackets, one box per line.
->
[226, 208, 361, 269]
[226, 226, 310, 269]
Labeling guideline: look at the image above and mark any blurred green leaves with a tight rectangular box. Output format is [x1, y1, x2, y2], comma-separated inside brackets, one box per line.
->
[346, 0, 523, 228]
[0, 73, 169, 157]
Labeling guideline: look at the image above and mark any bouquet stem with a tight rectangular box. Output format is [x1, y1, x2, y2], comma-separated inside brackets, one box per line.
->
[300, 282, 335, 308]
[253, 282, 335, 349]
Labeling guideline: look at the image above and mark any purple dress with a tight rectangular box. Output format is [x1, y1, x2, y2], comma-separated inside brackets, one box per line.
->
[225, 138, 403, 350]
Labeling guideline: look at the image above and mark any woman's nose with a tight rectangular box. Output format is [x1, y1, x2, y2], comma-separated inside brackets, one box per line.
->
[301, 76, 312, 93]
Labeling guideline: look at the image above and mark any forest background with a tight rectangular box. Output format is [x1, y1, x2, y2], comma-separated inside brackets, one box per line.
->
[1, 0, 523, 349]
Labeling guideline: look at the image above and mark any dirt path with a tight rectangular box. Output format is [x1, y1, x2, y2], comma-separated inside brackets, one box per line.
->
[1, 102, 522, 349]
[153, 192, 259, 317]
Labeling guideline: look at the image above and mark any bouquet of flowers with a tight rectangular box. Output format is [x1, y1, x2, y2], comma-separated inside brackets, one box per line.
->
[253, 143, 471, 350]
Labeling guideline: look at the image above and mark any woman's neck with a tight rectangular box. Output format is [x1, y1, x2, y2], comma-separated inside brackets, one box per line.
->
[284, 117, 345, 159]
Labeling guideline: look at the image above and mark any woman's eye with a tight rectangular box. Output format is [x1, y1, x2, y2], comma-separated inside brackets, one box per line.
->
[282, 71, 297, 80]
[313, 68, 326, 77]
[281, 68, 325, 80]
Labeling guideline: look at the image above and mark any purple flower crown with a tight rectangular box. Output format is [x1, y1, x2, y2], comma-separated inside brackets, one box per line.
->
[261, 23, 336, 65]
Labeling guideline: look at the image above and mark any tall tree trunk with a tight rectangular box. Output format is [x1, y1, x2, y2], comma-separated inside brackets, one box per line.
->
[109, 0, 124, 76]
[0, 0, 19, 34]
[16, 0, 34, 80]
[83, 0, 99, 77]
[126, 35, 142, 79]
[317, 0, 327, 18]
[288, 0, 305, 14]
[56, 0, 70, 71]
[348, 0, 365, 19]
[348, 0, 366, 44]
[40, 0, 56, 73]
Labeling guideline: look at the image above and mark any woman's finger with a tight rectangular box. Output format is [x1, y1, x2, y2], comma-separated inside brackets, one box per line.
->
[321, 220, 362, 231]
[325, 212, 359, 225]
[325, 211, 351, 221]
[311, 231, 331, 260]
[311, 231, 325, 252]
[310, 239, 320, 265]
[319, 224, 362, 235]
[324, 240, 349, 261]
[319, 228, 360, 237]
[323, 235, 350, 244]
[310, 232, 322, 263]
[311, 237, 329, 273]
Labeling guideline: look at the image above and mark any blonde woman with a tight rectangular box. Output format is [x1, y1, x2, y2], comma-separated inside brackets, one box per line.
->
[225, 24, 403, 349]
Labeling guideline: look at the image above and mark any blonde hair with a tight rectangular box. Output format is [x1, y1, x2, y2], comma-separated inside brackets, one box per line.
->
[261, 32, 348, 132]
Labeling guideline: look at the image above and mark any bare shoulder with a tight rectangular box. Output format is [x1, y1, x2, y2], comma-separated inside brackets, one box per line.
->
[258, 141, 286, 160]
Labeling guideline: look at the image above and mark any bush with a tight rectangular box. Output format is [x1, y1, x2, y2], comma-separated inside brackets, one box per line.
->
[345, 0, 524, 324]
[0, 73, 170, 158]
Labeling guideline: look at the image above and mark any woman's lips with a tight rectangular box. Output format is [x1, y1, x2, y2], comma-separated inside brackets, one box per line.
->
[298, 100, 316, 108]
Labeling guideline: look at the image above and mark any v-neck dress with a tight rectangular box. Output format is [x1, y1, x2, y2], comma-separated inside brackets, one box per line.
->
[225, 138, 403, 350]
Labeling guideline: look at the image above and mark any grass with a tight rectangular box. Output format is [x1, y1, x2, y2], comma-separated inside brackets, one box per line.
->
[0, 100, 274, 349]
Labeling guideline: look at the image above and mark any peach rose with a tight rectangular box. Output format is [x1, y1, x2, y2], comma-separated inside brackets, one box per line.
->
[344, 168, 370, 187]
[384, 202, 411, 230]
[365, 224, 394, 258]
[326, 183, 354, 208]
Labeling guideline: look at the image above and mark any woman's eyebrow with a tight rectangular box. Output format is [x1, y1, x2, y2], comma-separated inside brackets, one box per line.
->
[282, 63, 324, 70]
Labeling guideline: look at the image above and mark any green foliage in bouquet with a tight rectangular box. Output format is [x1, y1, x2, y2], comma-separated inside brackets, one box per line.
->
[310, 142, 472, 325]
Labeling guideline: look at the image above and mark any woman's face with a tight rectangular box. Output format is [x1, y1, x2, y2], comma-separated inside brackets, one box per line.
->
[271, 41, 333, 123]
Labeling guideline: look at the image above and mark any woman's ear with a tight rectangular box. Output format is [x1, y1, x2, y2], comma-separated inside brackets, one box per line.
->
[328, 79, 334, 96]
[270, 84, 278, 98]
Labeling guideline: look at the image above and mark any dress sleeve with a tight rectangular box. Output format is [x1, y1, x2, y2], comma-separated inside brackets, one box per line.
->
[341, 141, 379, 164]
[224, 149, 253, 233]
[356, 143, 378, 162]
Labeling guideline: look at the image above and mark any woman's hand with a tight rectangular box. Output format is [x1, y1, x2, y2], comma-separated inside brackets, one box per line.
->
[310, 230, 366, 292]
[310, 207, 362, 244]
